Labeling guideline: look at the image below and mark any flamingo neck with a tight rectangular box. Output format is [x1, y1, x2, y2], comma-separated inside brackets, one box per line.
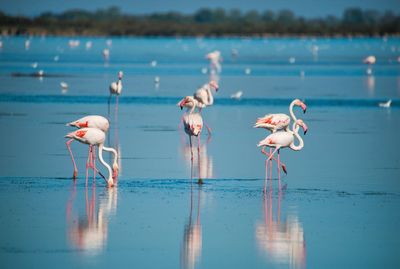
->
[290, 125, 304, 151]
[188, 100, 197, 114]
[289, 100, 297, 123]
[98, 144, 114, 187]
[207, 86, 214, 105]
[103, 146, 118, 170]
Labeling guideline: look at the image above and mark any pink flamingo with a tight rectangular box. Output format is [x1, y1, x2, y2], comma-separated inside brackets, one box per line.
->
[257, 119, 308, 181]
[363, 55, 376, 75]
[66, 115, 117, 179]
[109, 71, 123, 114]
[193, 81, 219, 135]
[179, 96, 203, 160]
[254, 99, 306, 175]
[65, 128, 118, 187]
[206, 50, 222, 73]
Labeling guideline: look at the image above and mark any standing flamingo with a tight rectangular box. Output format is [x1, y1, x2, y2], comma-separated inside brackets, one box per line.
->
[66, 115, 118, 179]
[206, 50, 222, 73]
[109, 71, 123, 114]
[254, 99, 306, 175]
[193, 81, 219, 135]
[363, 55, 376, 76]
[65, 128, 118, 187]
[257, 119, 308, 181]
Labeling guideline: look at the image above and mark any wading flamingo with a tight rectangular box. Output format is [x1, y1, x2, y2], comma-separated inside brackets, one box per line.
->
[66, 115, 118, 179]
[193, 80, 219, 135]
[109, 71, 123, 113]
[178, 95, 205, 130]
[257, 119, 308, 181]
[254, 99, 306, 175]
[363, 55, 376, 76]
[65, 128, 118, 187]
[206, 50, 222, 73]
[179, 96, 203, 160]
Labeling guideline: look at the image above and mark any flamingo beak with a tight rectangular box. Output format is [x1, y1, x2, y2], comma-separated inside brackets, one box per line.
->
[301, 103, 307, 113]
[303, 123, 308, 135]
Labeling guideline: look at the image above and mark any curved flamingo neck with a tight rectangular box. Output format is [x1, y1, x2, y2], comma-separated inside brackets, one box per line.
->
[188, 100, 197, 114]
[98, 144, 114, 186]
[207, 86, 214, 105]
[290, 124, 304, 151]
[103, 146, 118, 169]
[289, 100, 297, 123]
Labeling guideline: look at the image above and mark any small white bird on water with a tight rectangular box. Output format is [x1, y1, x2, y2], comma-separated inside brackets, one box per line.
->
[60, 82, 68, 89]
[230, 91, 243, 100]
[31, 62, 38, 69]
[379, 99, 392, 108]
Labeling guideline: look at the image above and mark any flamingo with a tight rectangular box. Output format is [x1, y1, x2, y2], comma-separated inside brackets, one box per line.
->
[257, 119, 308, 181]
[179, 97, 203, 160]
[379, 99, 392, 108]
[193, 81, 219, 135]
[102, 48, 110, 61]
[254, 99, 306, 175]
[363, 55, 376, 76]
[109, 71, 123, 113]
[65, 115, 118, 179]
[254, 99, 307, 133]
[65, 128, 118, 187]
[206, 50, 222, 73]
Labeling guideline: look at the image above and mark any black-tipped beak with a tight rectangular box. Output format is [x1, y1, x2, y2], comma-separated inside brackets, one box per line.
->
[180, 106, 183, 110]
[304, 129, 307, 135]
[303, 108, 306, 114]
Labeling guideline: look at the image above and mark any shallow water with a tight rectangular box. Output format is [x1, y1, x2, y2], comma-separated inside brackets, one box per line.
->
[0, 36, 400, 268]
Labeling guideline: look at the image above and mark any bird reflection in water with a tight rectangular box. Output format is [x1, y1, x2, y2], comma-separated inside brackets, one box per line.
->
[180, 136, 213, 180]
[255, 181, 306, 268]
[181, 165, 203, 269]
[66, 183, 118, 255]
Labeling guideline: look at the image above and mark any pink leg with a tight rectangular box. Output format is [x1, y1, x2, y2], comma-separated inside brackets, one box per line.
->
[178, 114, 185, 131]
[92, 145, 96, 181]
[115, 95, 119, 114]
[189, 135, 193, 160]
[205, 122, 212, 136]
[85, 146, 92, 186]
[261, 147, 287, 173]
[277, 150, 281, 181]
[66, 139, 78, 179]
[269, 148, 273, 179]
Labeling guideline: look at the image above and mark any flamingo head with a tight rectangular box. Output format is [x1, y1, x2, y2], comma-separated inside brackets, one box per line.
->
[107, 178, 114, 188]
[118, 71, 123, 79]
[296, 119, 308, 135]
[112, 162, 119, 178]
[294, 99, 307, 113]
[177, 96, 195, 110]
[209, 80, 219, 91]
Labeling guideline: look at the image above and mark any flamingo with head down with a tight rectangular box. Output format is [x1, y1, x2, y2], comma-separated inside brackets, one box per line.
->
[65, 128, 118, 187]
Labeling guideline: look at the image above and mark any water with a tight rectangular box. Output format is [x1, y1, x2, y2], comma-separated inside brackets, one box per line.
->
[0, 36, 399, 268]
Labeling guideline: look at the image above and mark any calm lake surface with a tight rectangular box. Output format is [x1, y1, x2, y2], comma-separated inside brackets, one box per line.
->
[0, 36, 399, 268]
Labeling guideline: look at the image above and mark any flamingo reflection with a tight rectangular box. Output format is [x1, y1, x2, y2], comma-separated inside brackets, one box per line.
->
[66, 183, 118, 255]
[181, 168, 203, 269]
[255, 182, 306, 268]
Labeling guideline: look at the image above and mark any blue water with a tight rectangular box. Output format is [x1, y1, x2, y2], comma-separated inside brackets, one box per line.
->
[0, 36, 399, 268]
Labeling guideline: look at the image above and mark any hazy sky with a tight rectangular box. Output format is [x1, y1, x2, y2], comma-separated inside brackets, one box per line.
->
[1, 0, 399, 17]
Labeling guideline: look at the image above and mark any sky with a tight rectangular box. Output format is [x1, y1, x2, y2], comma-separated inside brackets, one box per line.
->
[0, 0, 399, 17]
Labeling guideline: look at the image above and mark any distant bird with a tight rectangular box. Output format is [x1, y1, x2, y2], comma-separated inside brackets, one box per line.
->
[31, 62, 38, 69]
[154, 76, 160, 84]
[206, 50, 222, 73]
[363, 55, 376, 76]
[65, 115, 118, 179]
[25, 39, 30, 50]
[230, 91, 243, 100]
[109, 71, 123, 113]
[150, 60, 157, 67]
[68, 40, 80, 48]
[289, 57, 296, 64]
[54, 55, 59, 62]
[37, 70, 44, 77]
[65, 128, 118, 187]
[60, 82, 68, 89]
[245, 68, 251, 75]
[201, 67, 208, 74]
[103, 48, 110, 61]
[254, 99, 307, 133]
[0, 41, 3, 49]
[85, 41, 92, 50]
[257, 119, 308, 180]
[379, 99, 392, 108]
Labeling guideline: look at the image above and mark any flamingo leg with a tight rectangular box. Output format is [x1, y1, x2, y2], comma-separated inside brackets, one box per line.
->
[115, 95, 119, 114]
[189, 135, 193, 160]
[86, 145, 92, 185]
[66, 139, 78, 179]
[178, 113, 185, 131]
[205, 122, 212, 136]
[93, 145, 96, 181]
[277, 149, 281, 181]
[261, 147, 287, 174]
[269, 148, 273, 180]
